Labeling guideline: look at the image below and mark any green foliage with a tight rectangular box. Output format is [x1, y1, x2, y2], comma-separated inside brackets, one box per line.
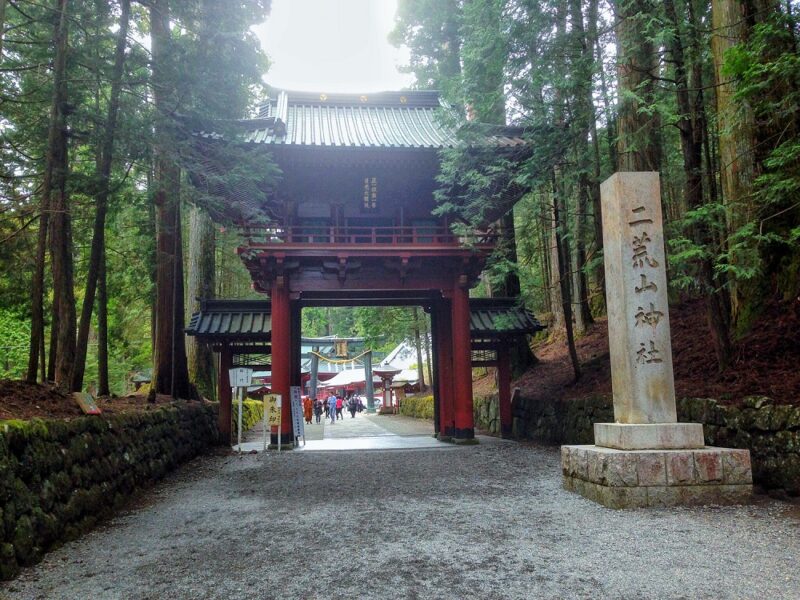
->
[231, 399, 265, 433]
[722, 16, 800, 298]
[398, 395, 434, 420]
[0, 0, 275, 393]
[301, 307, 428, 356]
[0, 312, 30, 380]
[389, 0, 463, 98]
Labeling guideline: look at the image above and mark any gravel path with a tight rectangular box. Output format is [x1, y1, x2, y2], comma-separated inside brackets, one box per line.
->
[2, 418, 799, 599]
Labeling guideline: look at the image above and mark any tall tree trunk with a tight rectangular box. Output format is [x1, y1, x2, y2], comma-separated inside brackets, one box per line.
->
[47, 295, 58, 382]
[97, 245, 109, 396]
[548, 197, 565, 333]
[665, 0, 733, 369]
[412, 308, 427, 391]
[553, 174, 581, 381]
[539, 201, 553, 316]
[0, 0, 6, 60]
[27, 0, 69, 383]
[420, 309, 432, 386]
[38, 320, 45, 381]
[27, 196, 49, 383]
[151, 0, 192, 398]
[595, 33, 618, 173]
[43, 0, 75, 391]
[186, 204, 216, 399]
[583, 0, 605, 312]
[711, 0, 772, 326]
[615, 0, 662, 171]
[72, 0, 130, 391]
[147, 166, 156, 351]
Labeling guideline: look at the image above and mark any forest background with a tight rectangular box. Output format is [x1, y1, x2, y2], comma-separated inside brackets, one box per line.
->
[0, 0, 798, 400]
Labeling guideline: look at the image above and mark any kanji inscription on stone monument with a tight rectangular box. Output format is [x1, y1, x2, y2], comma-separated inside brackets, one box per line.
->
[600, 172, 676, 424]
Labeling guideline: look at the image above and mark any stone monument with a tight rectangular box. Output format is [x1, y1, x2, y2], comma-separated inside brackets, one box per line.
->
[561, 172, 753, 508]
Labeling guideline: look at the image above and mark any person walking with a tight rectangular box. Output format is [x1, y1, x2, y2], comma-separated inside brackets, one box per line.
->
[323, 397, 330, 419]
[313, 399, 323, 424]
[303, 395, 313, 425]
[335, 395, 344, 421]
[348, 396, 358, 418]
[327, 393, 337, 424]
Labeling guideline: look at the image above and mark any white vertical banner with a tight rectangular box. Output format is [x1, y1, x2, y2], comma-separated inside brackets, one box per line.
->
[290, 386, 305, 446]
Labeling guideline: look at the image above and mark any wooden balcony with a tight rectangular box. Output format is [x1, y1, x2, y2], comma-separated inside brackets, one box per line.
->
[239, 225, 497, 254]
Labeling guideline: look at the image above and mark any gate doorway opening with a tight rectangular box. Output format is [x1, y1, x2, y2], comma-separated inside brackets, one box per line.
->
[186, 297, 543, 451]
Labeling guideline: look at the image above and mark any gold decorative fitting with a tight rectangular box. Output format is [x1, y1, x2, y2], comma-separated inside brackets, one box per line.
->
[319, 93, 328, 101]
[360, 95, 368, 103]
[399, 96, 408, 104]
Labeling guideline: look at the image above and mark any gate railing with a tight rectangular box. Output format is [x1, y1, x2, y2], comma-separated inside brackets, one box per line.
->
[239, 225, 497, 247]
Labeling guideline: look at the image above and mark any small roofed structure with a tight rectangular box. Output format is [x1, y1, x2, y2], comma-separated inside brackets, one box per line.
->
[467, 298, 544, 438]
[186, 299, 273, 440]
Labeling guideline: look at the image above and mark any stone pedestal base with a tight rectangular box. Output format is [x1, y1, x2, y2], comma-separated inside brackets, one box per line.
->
[594, 422, 704, 450]
[561, 445, 752, 509]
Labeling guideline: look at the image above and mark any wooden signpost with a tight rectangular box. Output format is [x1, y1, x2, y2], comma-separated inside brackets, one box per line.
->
[265, 394, 282, 451]
[228, 367, 253, 453]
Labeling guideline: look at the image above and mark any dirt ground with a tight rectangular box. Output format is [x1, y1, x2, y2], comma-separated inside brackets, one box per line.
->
[2, 429, 798, 600]
[0, 380, 180, 421]
[513, 297, 800, 407]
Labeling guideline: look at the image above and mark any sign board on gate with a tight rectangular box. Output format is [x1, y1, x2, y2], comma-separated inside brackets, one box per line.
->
[290, 386, 304, 443]
[265, 394, 282, 426]
[228, 367, 253, 388]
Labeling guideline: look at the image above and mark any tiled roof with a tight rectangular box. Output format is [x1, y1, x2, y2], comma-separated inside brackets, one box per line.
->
[240, 89, 526, 149]
[187, 297, 542, 341]
[469, 298, 545, 338]
[186, 299, 271, 339]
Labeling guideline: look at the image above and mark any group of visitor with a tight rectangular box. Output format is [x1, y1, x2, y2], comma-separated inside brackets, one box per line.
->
[302, 393, 365, 424]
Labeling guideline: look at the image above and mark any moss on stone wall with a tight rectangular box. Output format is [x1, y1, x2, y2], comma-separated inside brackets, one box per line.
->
[0, 402, 218, 580]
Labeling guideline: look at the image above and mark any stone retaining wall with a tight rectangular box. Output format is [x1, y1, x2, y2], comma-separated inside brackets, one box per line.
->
[0, 402, 219, 579]
[474, 395, 502, 436]
[474, 393, 799, 495]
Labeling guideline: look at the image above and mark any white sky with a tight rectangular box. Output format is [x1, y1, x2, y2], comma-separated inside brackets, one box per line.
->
[253, 0, 413, 93]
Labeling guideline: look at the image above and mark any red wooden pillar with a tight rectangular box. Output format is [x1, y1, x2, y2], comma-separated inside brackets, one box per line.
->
[437, 300, 455, 439]
[451, 283, 474, 440]
[497, 344, 513, 439]
[218, 344, 232, 444]
[270, 279, 293, 446]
